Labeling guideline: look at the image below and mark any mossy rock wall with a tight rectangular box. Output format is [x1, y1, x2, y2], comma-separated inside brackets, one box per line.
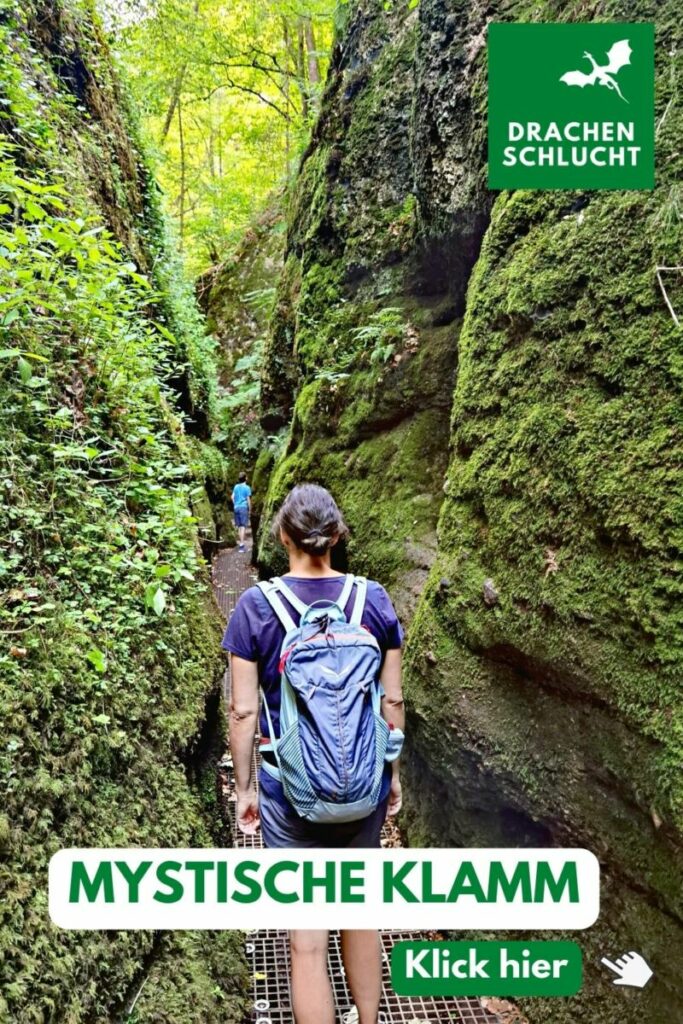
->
[400, 4, 682, 1024]
[197, 204, 286, 531]
[259, 1, 683, 1021]
[258, 0, 495, 611]
[0, 3, 247, 1020]
[198, 203, 285, 373]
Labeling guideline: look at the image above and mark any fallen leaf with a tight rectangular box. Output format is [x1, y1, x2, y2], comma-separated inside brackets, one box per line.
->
[544, 548, 559, 575]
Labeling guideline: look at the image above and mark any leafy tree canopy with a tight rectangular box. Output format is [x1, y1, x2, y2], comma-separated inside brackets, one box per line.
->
[104, 0, 338, 272]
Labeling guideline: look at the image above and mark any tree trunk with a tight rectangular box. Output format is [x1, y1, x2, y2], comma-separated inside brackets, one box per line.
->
[177, 98, 186, 246]
[161, 64, 186, 141]
[281, 17, 292, 180]
[160, 0, 199, 141]
[296, 17, 309, 121]
[304, 17, 320, 96]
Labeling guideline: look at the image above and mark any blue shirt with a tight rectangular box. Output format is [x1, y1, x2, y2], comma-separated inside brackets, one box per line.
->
[232, 482, 251, 508]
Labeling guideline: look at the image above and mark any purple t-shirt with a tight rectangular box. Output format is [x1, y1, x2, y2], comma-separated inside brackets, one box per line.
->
[222, 574, 404, 739]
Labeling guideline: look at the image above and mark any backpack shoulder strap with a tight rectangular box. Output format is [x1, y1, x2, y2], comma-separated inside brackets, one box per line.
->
[269, 577, 308, 617]
[260, 574, 361, 629]
[336, 573, 355, 615]
[257, 579, 297, 633]
[350, 575, 368, 626]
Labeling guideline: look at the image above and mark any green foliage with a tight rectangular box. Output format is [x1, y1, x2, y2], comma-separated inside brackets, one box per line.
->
[210, 274, 279, 470]
[214, 362, 265, 468]
[350, 306, 404, 364]
[108, 0, 336, 271]
[153, 236, 221, 424]
[220, 344, 263, 412]
[126, 931, 249, 1024]
[0, 5, 246, 1020]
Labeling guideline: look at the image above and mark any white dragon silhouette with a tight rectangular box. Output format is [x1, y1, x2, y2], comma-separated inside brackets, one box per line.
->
[560, 39, 632, 102]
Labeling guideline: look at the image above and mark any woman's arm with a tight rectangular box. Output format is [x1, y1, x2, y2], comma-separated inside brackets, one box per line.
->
[380, 648, 404, 815]
[229, 654, 260, 834]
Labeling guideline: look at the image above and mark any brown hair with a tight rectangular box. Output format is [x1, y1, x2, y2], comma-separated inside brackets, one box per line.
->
[273, 483, 349, 556]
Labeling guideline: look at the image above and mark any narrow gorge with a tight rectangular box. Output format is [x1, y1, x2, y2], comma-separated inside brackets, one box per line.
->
[1, 1, 681, 1023]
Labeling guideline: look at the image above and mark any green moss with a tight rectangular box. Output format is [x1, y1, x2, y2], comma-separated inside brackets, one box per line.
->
[0, 3, 247, 1019]
[289, 145, 333, 246]
[428, 178, 683, 817]
[129, 932, 249, 1024]
[400, 5, 683, 1020]
[261, 252, 302, 424]
[259, 378, 452, 592]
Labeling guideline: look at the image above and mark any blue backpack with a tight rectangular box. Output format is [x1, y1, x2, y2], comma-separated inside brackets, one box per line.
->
[257, 574, 404, 823]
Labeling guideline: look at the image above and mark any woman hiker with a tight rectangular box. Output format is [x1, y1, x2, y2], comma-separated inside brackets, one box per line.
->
[231, 471, 252, 553]
[223, 483, 405, 1024]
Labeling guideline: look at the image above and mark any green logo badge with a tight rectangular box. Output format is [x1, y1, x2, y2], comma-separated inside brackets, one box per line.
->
[488, 23, 655, 190]
[391, 941, 583, 998]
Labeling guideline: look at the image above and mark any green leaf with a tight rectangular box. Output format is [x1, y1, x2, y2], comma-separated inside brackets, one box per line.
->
[23, 199, 46, 221]
[85, 647, 107, 673]
[152, 587, 166, 616]
[152, 321, 178, 345]
[154, 564, 172, 577]
[92, 713, 111, 726]
[18, 356, 32, 382]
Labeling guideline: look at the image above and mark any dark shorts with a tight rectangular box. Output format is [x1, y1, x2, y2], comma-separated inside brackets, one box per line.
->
[234, 506, 249, 528]
[259, 768, 389, 849]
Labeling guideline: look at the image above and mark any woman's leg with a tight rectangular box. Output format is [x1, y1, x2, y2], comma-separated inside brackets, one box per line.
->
[340, 930, 382, 1024]
[290, 929, 334, 1024]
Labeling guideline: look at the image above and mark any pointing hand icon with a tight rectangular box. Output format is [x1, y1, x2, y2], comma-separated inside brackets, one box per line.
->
[601, 951, 653, 988]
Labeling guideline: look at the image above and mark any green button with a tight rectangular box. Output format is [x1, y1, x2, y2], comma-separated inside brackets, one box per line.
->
[391, 941, 582, 997]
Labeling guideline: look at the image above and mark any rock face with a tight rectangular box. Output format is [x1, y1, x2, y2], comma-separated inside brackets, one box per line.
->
[198, 204, 285, 372]
[259, 1, 683, 1021]
[0, 4, 246, 1021]
[198, 204, 285, 537]
[258, 2, 493, 617]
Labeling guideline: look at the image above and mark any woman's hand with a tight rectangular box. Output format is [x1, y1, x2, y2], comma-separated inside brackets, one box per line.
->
[236, 786, 260, 834]
[387, 774, 402, 816]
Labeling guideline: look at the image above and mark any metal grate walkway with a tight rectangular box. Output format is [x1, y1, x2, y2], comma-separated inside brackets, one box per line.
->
[212, 542, 503, 1024]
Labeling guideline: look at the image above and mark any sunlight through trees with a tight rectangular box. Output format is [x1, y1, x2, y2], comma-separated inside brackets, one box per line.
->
[104, 0, 338, 270]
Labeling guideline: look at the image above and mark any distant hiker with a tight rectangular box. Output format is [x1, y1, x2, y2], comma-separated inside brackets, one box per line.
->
[223, 483, 405, 1024]
[232, 472, 252, 553]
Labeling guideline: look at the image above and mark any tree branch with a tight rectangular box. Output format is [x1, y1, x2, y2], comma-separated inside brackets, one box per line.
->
[196, 76, 293, 120]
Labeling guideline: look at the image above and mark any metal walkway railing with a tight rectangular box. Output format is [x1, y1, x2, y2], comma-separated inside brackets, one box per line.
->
[212, 544, 502, 1024]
